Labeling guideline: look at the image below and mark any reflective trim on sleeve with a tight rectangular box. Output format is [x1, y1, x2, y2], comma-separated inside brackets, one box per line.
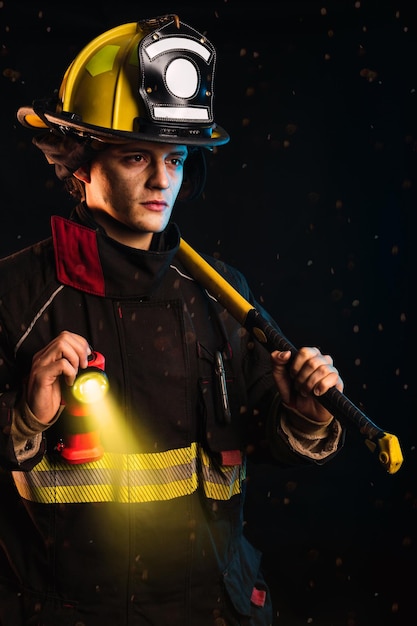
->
[12, 442, 244, 504]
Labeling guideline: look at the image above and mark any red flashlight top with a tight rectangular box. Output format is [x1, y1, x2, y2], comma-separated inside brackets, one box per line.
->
[87, 351, 105, 371]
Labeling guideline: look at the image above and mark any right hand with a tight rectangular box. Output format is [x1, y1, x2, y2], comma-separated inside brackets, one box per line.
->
[26, 331, 91, 425]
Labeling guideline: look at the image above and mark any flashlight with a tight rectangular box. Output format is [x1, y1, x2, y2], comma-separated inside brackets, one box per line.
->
[71, 351, 109, 404]
[58, 351, 109, 464]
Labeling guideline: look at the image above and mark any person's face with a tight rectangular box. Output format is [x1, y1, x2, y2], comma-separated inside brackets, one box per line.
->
[74, 140, 188, 249]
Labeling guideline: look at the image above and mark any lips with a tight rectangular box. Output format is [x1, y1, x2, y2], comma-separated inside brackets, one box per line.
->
[143, 201, 168, 212]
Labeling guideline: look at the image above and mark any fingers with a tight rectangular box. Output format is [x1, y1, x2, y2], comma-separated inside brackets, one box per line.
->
[271, 346, 344, 423]
[27, 331, 91, 423]
[290, 346, 343, 396]
[32, 331, 92, 386]
[271, 346, 343, 397]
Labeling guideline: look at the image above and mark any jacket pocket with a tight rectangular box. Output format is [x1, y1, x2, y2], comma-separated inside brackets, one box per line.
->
[222, 536, 272, 625]
[197, 342, 247, 454]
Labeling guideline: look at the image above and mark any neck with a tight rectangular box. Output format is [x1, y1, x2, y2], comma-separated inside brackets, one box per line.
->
[88, 209, 154, 250]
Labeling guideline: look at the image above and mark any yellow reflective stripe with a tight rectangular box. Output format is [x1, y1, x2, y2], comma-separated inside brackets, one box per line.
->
[12, 443, 242, 504]
[200, 448, 245, 500]
[203, 470, 243, 500]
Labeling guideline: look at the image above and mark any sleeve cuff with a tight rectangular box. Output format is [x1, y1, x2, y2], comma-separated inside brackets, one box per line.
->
[280, 404, 343, 460]
[11, 401, 63, 462]
[281, 402, 334, 438]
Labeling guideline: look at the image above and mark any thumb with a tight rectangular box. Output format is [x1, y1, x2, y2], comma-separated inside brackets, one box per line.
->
[270, 350, 292, 404]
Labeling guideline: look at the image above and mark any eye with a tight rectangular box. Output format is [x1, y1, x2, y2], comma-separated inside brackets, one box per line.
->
[120, 152, 147, 164]
[169, 156, 186, 167]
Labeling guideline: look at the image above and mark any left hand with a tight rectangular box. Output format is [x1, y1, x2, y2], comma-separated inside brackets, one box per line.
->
[270, 346, 344, 423]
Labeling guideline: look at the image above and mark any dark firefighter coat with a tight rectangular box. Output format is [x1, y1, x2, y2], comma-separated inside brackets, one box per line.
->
[0, 206, 343, 626]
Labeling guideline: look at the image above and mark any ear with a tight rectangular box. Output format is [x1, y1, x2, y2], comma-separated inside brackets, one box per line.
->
[73, 163, 91, 183]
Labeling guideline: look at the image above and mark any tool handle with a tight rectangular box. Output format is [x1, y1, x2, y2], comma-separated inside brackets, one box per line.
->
[177, 238, 403, 473]
[245, 308, 384, 439]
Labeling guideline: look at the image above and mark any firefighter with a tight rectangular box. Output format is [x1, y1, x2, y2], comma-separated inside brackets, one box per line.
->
[0, 15, 344, 626]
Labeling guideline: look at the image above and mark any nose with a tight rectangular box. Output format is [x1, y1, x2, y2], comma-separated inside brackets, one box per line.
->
[147, 159, 169, 189]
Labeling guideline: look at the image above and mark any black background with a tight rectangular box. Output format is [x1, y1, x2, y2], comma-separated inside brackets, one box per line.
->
[1, 1, 415, 624]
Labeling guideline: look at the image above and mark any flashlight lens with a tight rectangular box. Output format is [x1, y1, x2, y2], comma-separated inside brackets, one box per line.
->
[72, 370, 109, 404]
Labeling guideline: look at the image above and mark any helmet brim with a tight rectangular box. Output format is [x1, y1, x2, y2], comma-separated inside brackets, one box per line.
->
[17, 106, 230, 148]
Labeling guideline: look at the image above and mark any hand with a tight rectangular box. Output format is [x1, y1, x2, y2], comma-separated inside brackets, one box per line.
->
[270, 346, 344, 423]
[26, 331, 92, 425]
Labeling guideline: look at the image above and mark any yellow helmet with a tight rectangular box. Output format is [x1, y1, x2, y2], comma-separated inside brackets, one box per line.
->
[17, 15, 229, 148]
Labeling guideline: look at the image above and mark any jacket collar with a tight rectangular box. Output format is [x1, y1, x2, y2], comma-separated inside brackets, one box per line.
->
[51, 206, 181, 298]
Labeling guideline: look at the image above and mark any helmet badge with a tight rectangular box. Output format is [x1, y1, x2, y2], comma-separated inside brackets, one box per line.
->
[139, 20, 215, 133]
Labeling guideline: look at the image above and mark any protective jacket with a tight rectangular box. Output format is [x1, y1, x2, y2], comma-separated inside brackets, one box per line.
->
[0, 205, 342, 626]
